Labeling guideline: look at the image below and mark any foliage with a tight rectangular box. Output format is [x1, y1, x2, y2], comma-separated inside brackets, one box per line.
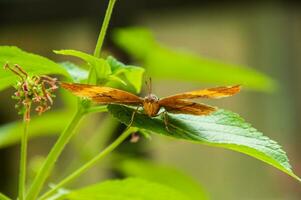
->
[54, 50, 144, 93]
[0, 46, 69, 91]
[54, 49, 111, 83]
[59, 62, 88, 83]
[0, 111, 71, 149]
[108, 105, 300, 181]
[60, 178, 191, 200]
[115, 158, 209, 200]
[0, 0, 299, 200]
[113, 27, 276, 92]
[106, 56, 144, 93]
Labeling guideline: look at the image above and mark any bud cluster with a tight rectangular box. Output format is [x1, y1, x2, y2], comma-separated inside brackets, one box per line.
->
[4, 64, 58, 121]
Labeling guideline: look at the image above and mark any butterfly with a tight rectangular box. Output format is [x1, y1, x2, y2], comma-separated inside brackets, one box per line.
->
[61, 80, 240, 129]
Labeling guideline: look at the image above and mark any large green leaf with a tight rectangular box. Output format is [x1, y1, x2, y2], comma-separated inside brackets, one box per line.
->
[0, 46, 69, 91]
[108, 105, 300, 182]
[113, 28, 276, 92]
[115, 159, 208, 200]
[61, 178, 190, 200]
[0, 111, 71, 149]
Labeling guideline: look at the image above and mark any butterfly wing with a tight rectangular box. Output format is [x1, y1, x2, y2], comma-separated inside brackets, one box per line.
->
[159, 85, 240, 104]
[61, 82, 143, 105]
[160, 99, 216, 115]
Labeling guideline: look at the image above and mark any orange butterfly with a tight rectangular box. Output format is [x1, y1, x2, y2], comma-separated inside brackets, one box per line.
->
[61, 80, 240, 129]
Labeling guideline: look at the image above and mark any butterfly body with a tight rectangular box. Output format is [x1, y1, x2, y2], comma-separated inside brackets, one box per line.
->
[143, 94, 160, 117]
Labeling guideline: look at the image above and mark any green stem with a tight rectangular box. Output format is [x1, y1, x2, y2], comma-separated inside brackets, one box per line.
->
[18, 118, 29, 200]
[26, 109, 85, 200]
[0, 193, 11, 200]
[39, 127, 137, 200]
[93, 0, 117, 58]
[26, 1, 118, 199]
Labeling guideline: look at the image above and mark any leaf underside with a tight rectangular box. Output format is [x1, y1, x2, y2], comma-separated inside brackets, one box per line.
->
[107, 104, 300, 182]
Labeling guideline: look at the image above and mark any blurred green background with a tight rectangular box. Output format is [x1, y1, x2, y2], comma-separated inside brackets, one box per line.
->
[0, 0, 301, 199]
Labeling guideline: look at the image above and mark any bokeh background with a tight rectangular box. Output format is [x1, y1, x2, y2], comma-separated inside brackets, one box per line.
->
[1, 0, 301, 199]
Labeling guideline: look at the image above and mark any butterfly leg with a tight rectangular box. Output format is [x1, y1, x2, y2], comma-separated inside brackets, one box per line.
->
[127, 106, 140, 128]
[127, 106, 140, 142]
[162, 111, 170, 132]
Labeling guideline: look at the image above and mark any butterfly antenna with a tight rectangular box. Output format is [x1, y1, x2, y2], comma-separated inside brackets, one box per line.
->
[145, 80, 148, 94]
[149, 77, 152, 94]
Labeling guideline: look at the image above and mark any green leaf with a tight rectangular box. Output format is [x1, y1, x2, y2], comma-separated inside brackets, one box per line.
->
[61, 178, 190, 200]
[0, 111, 71, 149]
[115, 159, 209, 200]
[0, 46, 69, 91]
[59, 62, 89, 83]
[108, 105, 301, 182]
[54, 50, 144, 93]
[54, 49, 111, 81]
[106, 56, 145, 93]
[113, 27, 276, 92]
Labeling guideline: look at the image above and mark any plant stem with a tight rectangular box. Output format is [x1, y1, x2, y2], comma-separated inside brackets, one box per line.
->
[27, 1, 118, 199]
[39, 127, 137, 200]
[18, 117, 29, 200]
[93, 0, 117, 58]
[0, 193, 11, 200]
[26, 109, 85, 200]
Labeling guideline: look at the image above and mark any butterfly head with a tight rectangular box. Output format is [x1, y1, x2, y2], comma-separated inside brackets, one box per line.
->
[142, 78, 160, 116]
